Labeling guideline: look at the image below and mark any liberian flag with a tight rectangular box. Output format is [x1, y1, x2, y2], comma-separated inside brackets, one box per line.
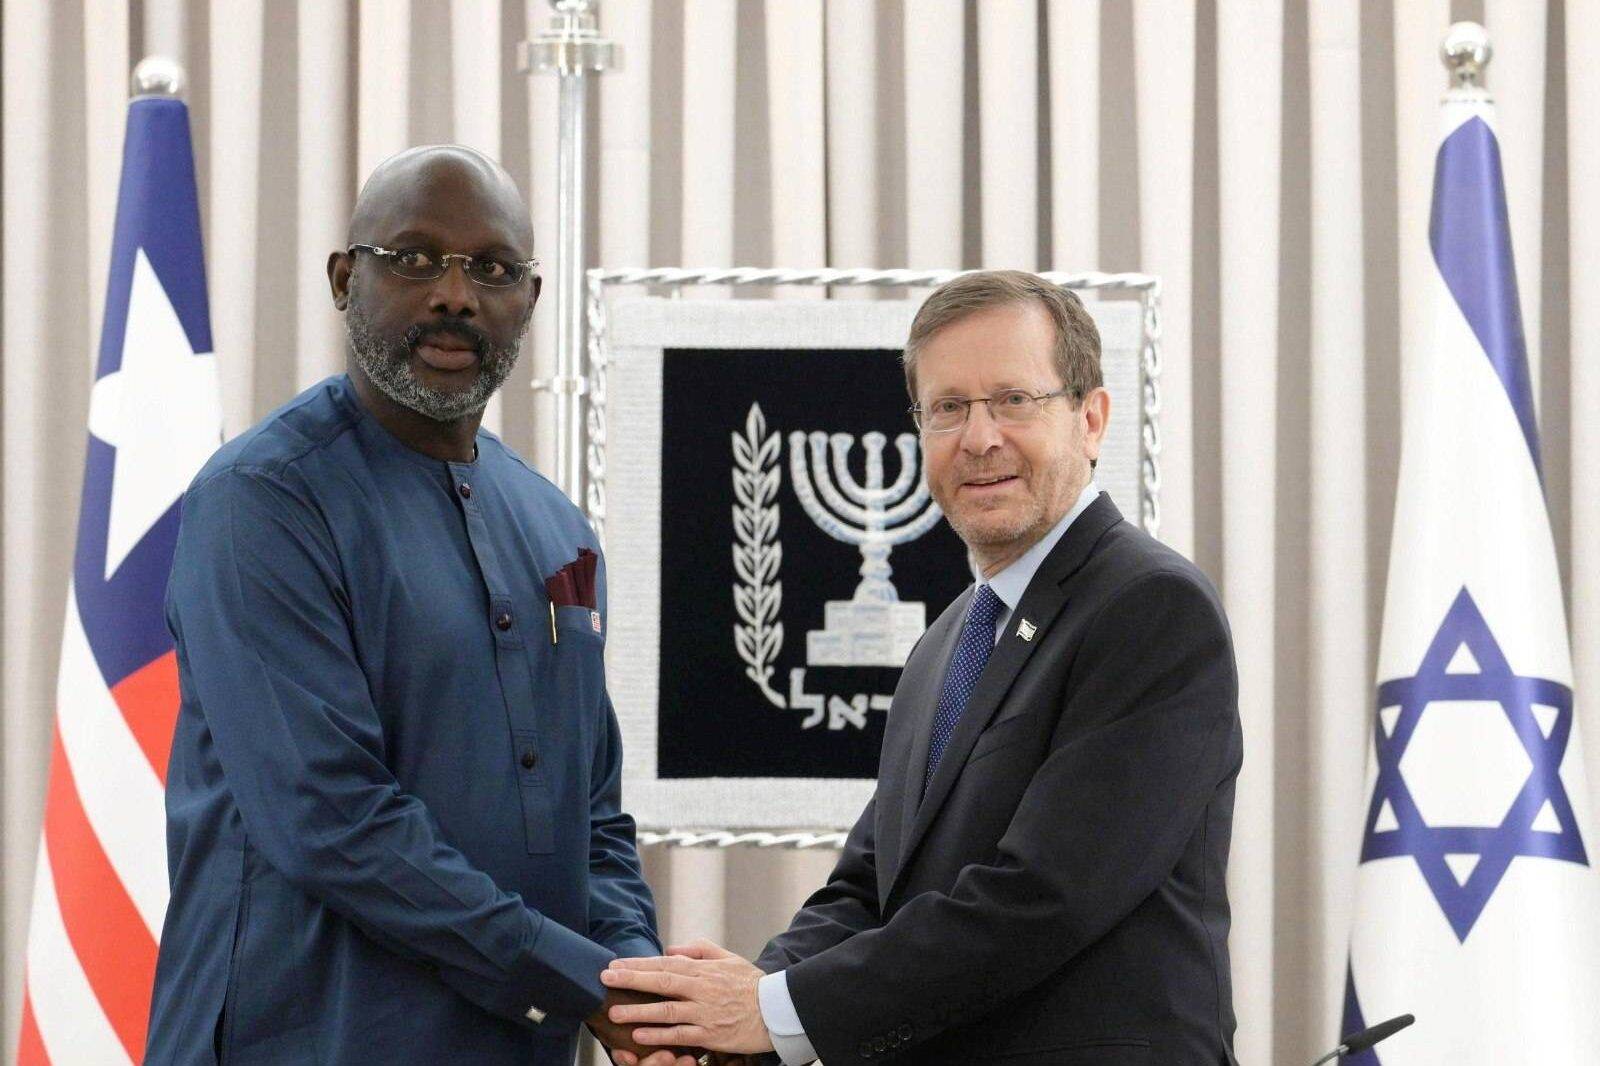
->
[16, 91, 222, 1063]
[1341, 79, 1600, 1061]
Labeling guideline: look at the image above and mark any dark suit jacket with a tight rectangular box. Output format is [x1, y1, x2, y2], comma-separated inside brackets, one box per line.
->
[757, 494, 1241, 1065]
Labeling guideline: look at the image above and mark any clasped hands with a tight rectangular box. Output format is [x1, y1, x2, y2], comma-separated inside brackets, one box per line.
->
[589, 939, 774, 1066]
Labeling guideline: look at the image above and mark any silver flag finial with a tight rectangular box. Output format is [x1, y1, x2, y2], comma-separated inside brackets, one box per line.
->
[522, 0, 615, 75]
[1441, 22, 1491, 89]
[132, 55, 186, 98]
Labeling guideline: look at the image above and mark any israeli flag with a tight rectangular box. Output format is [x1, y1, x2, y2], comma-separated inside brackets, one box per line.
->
[1341, 86, 1600, 1061]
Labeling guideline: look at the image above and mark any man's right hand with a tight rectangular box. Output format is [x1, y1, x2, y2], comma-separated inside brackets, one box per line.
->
[589, 988, 702, 1066]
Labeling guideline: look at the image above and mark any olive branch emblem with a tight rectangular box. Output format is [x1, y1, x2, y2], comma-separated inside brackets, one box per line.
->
[732, 403, 786, 708]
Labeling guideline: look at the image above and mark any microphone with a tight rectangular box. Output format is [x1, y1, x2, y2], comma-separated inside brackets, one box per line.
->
[1308, 1014, 1415, 1065]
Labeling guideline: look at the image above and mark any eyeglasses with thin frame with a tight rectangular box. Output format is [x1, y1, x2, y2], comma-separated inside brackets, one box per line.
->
[347, 244, 539, 288]
[909, 387, 1076, 434]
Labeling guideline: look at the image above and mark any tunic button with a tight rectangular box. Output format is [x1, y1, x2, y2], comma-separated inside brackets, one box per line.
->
[520, 749, 537, 770]
[496, 612, 513, 631]
[457, 481, 472, 499]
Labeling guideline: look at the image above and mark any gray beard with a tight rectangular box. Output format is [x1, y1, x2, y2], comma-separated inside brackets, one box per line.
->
[346, 300, 526, 423]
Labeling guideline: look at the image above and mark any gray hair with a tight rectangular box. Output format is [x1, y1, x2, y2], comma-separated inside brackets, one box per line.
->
[902, 270, 1102, 402]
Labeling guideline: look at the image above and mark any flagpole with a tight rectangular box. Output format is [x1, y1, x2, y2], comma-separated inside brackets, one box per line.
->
[521, 1, 616, 504]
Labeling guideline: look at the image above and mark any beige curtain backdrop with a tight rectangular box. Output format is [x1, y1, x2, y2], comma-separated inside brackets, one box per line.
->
[3, 0, 1595, 1062]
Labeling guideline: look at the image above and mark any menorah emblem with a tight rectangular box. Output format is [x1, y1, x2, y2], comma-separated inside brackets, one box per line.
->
[788, 430, 944, 666]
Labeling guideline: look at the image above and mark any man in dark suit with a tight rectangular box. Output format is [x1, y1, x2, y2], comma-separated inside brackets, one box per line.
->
[603, 270, 1242, 1065]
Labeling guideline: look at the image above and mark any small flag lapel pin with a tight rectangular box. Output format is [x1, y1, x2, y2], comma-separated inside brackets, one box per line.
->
[1016, 618, 1037, 642]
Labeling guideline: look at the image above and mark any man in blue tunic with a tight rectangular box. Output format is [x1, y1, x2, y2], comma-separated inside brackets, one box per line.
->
[146, 146, 689, 1066]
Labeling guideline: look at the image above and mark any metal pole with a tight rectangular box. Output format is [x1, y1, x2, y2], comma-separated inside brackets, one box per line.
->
[521, 0, 616, 502]
[555, 70, 587, 497]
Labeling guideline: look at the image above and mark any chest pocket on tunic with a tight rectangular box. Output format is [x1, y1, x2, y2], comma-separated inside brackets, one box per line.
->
[551, 605, 605, 714]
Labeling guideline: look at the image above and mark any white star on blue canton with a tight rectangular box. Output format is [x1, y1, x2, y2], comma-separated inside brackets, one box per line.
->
[87, 248, 222, 581]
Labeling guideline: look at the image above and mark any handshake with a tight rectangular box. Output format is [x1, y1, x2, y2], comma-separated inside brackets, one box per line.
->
[586, 939, 775, 1066]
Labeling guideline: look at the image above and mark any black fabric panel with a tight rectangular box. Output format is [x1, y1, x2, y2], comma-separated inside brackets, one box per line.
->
[657, 347, 968, 778]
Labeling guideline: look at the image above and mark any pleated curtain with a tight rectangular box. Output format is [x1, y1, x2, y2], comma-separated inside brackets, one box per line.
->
[4, 2, 1596, 1062]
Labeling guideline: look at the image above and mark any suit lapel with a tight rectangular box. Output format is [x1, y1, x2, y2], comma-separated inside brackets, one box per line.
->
[889, 494, 1125, 899]
[894, 588, 972, 864]
[871, 597, 963, 900]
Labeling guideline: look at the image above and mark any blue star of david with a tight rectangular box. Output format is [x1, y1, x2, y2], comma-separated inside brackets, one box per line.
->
[1360, 586, 1587, 941]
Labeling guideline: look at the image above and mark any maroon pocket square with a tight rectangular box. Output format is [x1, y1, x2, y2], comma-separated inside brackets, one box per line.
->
[546, 548, 598, 610]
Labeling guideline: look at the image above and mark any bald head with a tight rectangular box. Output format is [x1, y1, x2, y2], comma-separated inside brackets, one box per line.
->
[348, 144, 533, 252]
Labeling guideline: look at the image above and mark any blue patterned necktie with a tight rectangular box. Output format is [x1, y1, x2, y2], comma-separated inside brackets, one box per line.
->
[925, 584, 1007, 786]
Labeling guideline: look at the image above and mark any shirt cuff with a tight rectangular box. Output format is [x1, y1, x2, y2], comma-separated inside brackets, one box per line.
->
[516, 910, 617, 1021]
[600, 935, 661, 964]
[758, 970, 818, 1066]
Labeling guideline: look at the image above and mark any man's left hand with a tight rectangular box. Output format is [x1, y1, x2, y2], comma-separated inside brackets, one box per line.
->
[601, 939, 776, 1055]
[587, 987, 702, 1066]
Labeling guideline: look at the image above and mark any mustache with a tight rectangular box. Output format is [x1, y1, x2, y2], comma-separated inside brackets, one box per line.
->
[403, 318, 489, 356]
